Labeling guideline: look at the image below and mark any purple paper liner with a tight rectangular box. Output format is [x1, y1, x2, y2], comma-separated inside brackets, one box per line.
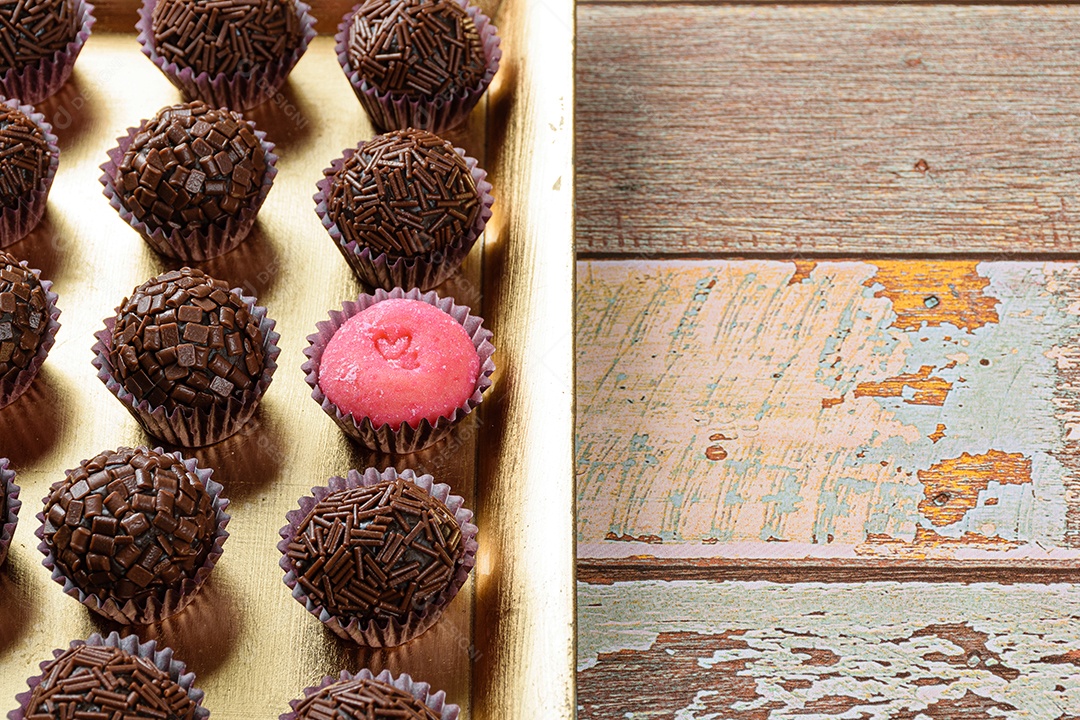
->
[0, 0, 94, 106]
[0, 97, 60, 248]
[280, 667, 460, 720]
[99, 116, 279, 261]
[279, 467, 478, 648]
[302, 287, 495, 454]
[335, 0, 501, 134]
[0, 259, 61, 409]
[35, 448, 230, 625]
[92, 288, 279, 447]
[314, 142, 493, 291]
[0, 459, 20, 566]
[9, 631, 209, 720]
[137, 0, 316, 111]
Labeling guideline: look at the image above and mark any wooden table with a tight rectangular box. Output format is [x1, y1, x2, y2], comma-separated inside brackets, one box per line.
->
[575, 3, 1080, 716]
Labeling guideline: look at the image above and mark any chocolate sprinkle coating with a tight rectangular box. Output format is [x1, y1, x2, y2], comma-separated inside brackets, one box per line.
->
[25, 644, 199, 720]
[0, 105, 50, 207]
[294, 677, 439, 720]
[117, 101, 267, 234]
[110, 267, 265, 412]
[347, 0, 486, 101]
[42, 447, 217, 605]
[327, 129, 480, 257]
[0, 0, 79, 74]
[0, 251, 48, 384]
[151, 0, 303, 77]
[286, 478, 464, 623]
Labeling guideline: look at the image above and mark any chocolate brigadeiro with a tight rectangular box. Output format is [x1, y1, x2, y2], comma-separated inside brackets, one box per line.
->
[39, 447, 229, 624]
[0, 250, 60, 408]
[291, 675, 442, 720]
[0, 104, 52, 208]
[0, 0, 80, 74]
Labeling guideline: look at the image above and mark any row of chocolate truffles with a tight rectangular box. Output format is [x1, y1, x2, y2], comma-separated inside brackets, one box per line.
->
[1, 451, 476, 647]
[0, 0, 499, 131]
[12, 633, 460, 720]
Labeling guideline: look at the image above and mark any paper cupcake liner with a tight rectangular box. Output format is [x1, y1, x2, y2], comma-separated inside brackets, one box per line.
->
[99, 118, 278, 261]
[281, 667, 460, 720]
[0, 459, 20, 567]
[0, 0, 94, 106]
[0, 98, 60, 248]
[314, 144, 493, 291]
[0, 260, 61, 409]
[9, 631, 209, 720]
[335, 0, 501, 134]
[35, 448, 230, 625]
[302, 287, 495, 454]
[278, 467, 478, 647]
[137, 0, 316, 111]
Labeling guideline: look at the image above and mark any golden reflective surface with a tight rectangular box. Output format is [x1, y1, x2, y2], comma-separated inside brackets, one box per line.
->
[0, 1, 575, 715]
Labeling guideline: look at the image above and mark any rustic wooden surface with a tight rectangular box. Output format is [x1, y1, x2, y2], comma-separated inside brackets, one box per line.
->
[577, 4, 1080, 256]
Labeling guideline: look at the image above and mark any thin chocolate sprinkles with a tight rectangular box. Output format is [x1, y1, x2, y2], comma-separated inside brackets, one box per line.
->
[0, 105, 49, 207]
[347, 0, 486, 101]
[0, 0, 78, 73]
[42, 447, 216, 605]
[286, 478, 464, 623]
[328, 128, 480, 258]
[117, 101, 266, 234]
[109, 267, 265, 412]
[0, 251, 47, 385]
[151, 0, 303, 77]
[294, 677, 440, 720]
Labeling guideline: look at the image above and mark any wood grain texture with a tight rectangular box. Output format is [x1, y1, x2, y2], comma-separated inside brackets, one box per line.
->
[578, 579, 1080, 719]
[577, 4, 1080, 256]
[577, 259, 1080, 566]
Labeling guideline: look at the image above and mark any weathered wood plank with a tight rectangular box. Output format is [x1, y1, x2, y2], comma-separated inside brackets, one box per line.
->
[577, 259, 1080, 565]
[577, 4, 1080, 255]
[578, 579, 1080, 719]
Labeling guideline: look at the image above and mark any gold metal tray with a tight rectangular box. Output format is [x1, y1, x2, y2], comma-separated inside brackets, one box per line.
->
[0, 2, 575, 717]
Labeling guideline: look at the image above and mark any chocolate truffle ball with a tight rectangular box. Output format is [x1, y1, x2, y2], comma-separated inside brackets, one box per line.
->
[42, 447, 217, 605]
[294, 677, 439, 720]
[24, 643, 199, 720]
[116, 101, 267, 235]
[0, 0, 79, 74]
[327, 129, 480, 258]
[347, 0, 486, 101]
[151, 0, 303, 77]
[109, 267, 265, 412]
[284, 477, 464, 624]
[0, 251, 49, 383]
[0, 105, 51, 207]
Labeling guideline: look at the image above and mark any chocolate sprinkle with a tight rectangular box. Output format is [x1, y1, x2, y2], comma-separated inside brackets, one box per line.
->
[0, 105, 50, 207]
[286, 478, 464, 623]
[294, 677, 439, 720]
[25, 643, 199, 720]
[327, 129, 480, 257]
[0, 0, 78, 74]
[116, 101, 267, 234]
[151, 0, 303, 77]
[109, 267, 265, 412]
[0, 251, 48, 385]
[42, 447, 217, 605]
[347, 0, 486, 101]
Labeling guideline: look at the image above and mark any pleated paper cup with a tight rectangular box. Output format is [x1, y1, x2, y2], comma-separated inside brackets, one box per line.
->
[0, 258, 61, 409]
[0, 97, 60, 248]
[0, 458, 20, 566]
[281, 668, 460, 720]
[0, 0, 94, 105]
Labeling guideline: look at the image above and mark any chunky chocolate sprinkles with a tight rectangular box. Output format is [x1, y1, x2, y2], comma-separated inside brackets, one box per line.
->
[151, 0, 303, 77]
[327, 129, 480, 258]
[42, 447, 217, 605]
[347, 0, 486, 101]
[0, 251, 48, 384]
[286, 478, 464, 623]
[25, 644, 199, 720]
[117, 101, 266, 234]
[0, 0, 78, 74]
[294, 677, 439, 720]
[0, 105, 50, 207]
[109, 267, 265, 412]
